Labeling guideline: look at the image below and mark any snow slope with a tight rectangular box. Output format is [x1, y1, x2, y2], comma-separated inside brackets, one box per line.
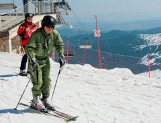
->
[0, 52, 161, 123]
[138, 33, 161, 49]
[137, 33, 161, 65]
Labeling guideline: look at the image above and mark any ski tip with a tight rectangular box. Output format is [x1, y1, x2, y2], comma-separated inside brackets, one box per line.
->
[66, 116, 78, 122]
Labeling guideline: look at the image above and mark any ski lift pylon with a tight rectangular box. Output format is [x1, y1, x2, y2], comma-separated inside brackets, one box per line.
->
[64, 41, 75, 57]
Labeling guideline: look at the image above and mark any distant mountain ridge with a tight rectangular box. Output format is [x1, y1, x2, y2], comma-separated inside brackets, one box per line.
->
[64, 19, 161, 32]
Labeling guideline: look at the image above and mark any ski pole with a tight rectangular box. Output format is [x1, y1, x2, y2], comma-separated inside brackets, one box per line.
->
[14, 77, 31, 110]
[51, 66, 64, 101]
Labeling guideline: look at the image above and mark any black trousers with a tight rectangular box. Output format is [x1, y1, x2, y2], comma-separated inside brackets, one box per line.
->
[20, 46, 28, 71]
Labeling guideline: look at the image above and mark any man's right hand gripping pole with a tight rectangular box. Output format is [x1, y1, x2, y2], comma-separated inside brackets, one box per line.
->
[59, 56, 66, 68]
[31, 58, 38, 72]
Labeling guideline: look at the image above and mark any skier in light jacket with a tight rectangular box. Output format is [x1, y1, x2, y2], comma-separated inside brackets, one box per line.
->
[25, 15, 65, 112]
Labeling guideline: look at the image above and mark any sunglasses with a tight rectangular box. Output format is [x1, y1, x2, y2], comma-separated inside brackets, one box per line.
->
[27, 17, 33, 20]
[46, 25, 55, 29]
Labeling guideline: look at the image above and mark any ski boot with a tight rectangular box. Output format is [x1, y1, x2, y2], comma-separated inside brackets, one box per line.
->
[31, 96, 48, 112]
[42, 96, 55, 111]
[19, 70, 28, 76]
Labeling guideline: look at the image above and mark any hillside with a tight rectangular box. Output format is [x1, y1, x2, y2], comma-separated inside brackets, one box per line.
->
[58, 26, 161, 65]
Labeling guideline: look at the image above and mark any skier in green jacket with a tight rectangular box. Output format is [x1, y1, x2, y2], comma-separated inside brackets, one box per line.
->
[25, 15, 65, 112]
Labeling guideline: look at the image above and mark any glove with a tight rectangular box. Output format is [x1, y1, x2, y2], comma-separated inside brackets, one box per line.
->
[31, 58, 38, 71]
[59, 56, 65, 68]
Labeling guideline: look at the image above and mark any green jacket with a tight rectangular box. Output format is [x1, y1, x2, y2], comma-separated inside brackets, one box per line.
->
[25, 28, 64, 64]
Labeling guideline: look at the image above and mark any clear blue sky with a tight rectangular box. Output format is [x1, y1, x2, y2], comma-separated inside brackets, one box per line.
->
[68, 0, 161, 23]
[1, 0, 161, 23]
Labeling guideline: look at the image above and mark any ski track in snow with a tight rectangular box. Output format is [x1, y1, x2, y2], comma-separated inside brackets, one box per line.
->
[0, 52, 161, 123]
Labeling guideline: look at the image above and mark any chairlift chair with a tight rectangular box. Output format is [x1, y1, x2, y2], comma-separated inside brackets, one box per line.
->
[79, 45, 92, 49]
[78, 37, 92, 49]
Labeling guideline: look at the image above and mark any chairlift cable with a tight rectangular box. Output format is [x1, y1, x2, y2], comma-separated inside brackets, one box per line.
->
[70, 8, 92, 43]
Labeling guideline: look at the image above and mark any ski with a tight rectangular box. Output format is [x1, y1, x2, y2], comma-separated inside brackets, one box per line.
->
[0, 78, 8, 81]
[14, 72, 29, 77]
[49, 108, 78, 120]
[19, 103, 78, 122]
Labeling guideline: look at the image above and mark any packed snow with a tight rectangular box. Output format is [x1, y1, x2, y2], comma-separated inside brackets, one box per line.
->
[136, 33, 161, 65]
[0, 52, 161, 123]
[138, 33, 161, 49]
